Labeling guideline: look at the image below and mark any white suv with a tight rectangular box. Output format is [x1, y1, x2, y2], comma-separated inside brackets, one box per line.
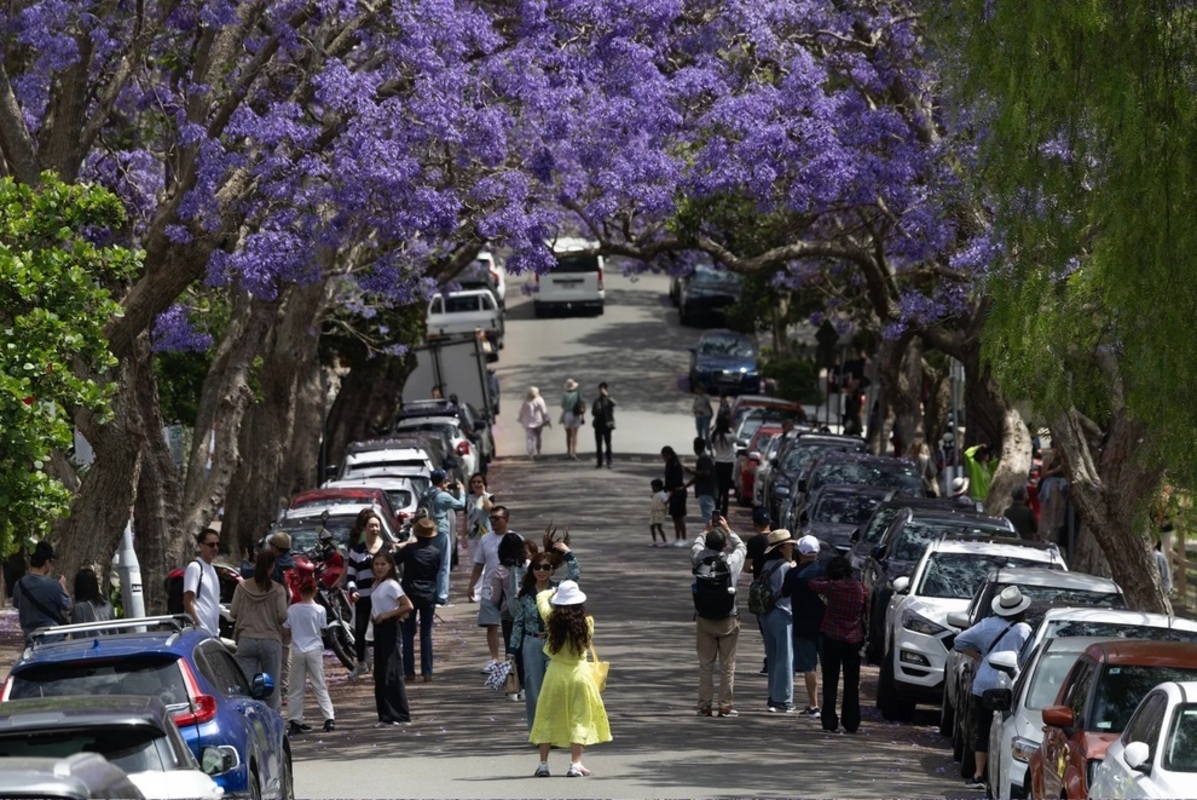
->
[534, 237, 605, 316]
[876, 536, 1065, 722]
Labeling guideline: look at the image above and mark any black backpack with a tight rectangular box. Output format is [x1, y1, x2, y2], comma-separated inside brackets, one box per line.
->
[165, 559, 203, 615]
[692, 553, 736, 620]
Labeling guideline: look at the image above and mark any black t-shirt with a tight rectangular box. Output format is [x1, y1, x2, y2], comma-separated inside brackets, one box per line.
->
[693, 454, 717, 497]
[784, 559, 827, 637]
[664, 458, 685, 492]
[746, 532, 770, 577]
[1003, 504, 1038, 540]
[397, 538, 442, 603]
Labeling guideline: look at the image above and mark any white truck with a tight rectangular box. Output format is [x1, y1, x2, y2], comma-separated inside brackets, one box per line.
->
[403, 335, 497, 418]
[426, 288, 504, 353]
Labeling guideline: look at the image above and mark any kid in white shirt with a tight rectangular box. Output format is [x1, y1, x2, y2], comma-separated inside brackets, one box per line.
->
[650, 478, 669, 547]
[285, 580, 335, 733]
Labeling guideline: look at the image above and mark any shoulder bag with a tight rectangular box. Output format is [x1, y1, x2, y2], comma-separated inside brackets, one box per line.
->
[588, 641, 609, 692]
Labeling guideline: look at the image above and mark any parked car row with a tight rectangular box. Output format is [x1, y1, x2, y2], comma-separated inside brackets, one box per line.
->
[669, 261, 742, 327]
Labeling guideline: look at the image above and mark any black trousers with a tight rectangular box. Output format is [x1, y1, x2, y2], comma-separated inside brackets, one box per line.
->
[373, 619, 411, 723]
[820, 637, 862, 733]
[594, 427, 612, 465]
[353, 596, 373, 663]
[715, 461, 735, 515]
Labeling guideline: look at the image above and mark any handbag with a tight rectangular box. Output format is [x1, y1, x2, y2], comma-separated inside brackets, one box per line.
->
[503, 666, 520, 694]
[484, 658, 514, 691]
[588, 642, 609, 692]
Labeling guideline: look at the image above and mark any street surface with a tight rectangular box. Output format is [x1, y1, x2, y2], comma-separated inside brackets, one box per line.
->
[0, 271, 969, 798]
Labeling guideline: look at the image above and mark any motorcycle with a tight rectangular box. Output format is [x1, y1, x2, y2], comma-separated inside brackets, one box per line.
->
[283, 541, 357, 670]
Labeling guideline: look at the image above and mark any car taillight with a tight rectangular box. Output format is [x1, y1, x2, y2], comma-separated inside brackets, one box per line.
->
[597, 271, 604, 290]
[0, 676, 12, 701]
[456, 441, 471, 456]
[174, 694, 218, 727]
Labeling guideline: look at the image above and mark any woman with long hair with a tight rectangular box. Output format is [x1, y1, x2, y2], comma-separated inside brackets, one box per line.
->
[661, 445, 687, 546]
[464, 472, 494, 565]
[560, 379, 584, 460]
[345, 508, 387, 679]
[230, 548, 288, 711]
[509, 540, 580, 729]
[369, 550, 414, 725]
[69, 567, 114, 624]
[710, 416, 737, 516]
[529, 580, 610, 778]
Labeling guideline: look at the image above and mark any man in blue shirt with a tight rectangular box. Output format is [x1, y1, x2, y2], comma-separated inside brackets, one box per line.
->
[425, 469, 466, 606]
[952, 585, 1032, 791]
[13, 541, 70, 642]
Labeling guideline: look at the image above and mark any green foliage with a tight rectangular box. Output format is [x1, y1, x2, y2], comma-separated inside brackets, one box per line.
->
[0, 174, 139, 552]
[761, 356, 823, 405]
[933, 0, 1197, 482]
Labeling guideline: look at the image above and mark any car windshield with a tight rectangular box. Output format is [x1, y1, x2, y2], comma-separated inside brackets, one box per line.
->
[810, 460, 921, 496]
[0, 726, 183, 773]
[1165, 704, 1197, 772]
[698, 335, 754, 358]
[9, 659, 188, 708]
[781, 442, 860, 475]
[892, 520, 1013, 562]
[691, 263, 740, 287]
[1047, 621, 1197, 643]
[1027, 652, 1087, 709]
[1091, 665, 1197, 732]
[862, 507, 903, 545]
[281, 518, 357, 553]
[1005, 585, 1125, 609]
[917, 553, 1056, 599]
[812, 493, 885, 526]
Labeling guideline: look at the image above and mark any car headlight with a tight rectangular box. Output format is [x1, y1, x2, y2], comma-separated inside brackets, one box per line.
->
[774, 483, 791, 497]
[1011, 736, 1038, 764]
[901, 609, 948, 636]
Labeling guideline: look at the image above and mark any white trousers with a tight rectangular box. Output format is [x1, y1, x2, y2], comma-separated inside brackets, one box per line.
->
[287, 647, 334, 723]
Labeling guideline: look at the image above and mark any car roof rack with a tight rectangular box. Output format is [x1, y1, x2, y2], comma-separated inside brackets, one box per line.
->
[27, 615, 197, 648]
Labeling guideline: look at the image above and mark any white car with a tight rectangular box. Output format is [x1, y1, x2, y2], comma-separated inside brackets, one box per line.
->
[1022, 607, 1197, 663]
[393, 416, 479, 480]
[985, 636, 1106, 799]
[752, 433, 787, 507]
[323, 476, 421, 520]
[1089, 680, 1197, 799]
[876, 536, 1065, 722]
[534, 237, 605, 316]
[426, 288, 504, 351]
[457, 251, 507, 307]
[333, 444, 434, 485]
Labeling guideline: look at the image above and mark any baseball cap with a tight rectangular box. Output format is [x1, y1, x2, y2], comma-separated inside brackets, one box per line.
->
[796, 535, 820, 556]
[751, 507, 771, 525]
[430, 468, 449, 484]
[268, 532, 292, 550]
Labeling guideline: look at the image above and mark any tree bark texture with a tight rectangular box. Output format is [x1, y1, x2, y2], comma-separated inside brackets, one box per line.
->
[1052, 407, 1170, 613]
[983, 406, 1033, 517]
[323, 353, 415, 473]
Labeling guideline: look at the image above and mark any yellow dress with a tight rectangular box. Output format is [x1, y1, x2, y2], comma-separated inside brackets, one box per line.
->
[528, 589, 612, 747]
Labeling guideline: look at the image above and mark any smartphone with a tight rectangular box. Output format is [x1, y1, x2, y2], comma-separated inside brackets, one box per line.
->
[710, 510, 721, 524]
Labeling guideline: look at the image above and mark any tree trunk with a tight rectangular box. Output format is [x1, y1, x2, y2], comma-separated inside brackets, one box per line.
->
[1052, 407, 1170, 613]
[323, 353, 415, 472]
[872, 335, 921, 456]
[983, 406, 1032, 517]
[921, 360, 951, 451]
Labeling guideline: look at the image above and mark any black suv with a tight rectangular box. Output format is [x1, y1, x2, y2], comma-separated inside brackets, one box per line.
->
[862, 509, 1017, 663]
[847, 493, 984, 572]
[765, 432, 867, 520]
[790, 451, 922, 518]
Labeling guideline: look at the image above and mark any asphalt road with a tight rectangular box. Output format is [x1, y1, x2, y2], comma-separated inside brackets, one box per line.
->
[287, 271, 971, 799]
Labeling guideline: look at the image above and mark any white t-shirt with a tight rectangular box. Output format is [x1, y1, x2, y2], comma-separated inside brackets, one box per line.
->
[370, 578, 406, 618]
[286, 601, 327, 654]
[712, 434, 737, 464]
[473, 532, 505, 601]
[183, 559, 221, 637]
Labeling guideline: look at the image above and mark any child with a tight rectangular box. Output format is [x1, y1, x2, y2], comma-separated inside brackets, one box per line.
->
[285, 579, 335, 734]
[370, 551, 414, 726]
[649, 479, 668, 547]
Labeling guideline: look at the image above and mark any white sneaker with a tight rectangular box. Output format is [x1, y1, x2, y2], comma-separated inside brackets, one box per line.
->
[505, 692, 520, 701]
[517, 689, 526, 701]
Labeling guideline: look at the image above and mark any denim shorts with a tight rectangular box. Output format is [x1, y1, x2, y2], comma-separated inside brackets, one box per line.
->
[478, 596, 502, 627]
[793, 634, 821, 672]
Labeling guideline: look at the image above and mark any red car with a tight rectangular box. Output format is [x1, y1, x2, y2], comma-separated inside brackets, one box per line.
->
[287, 487, 406, 533]
[1028, 639, 1197, 800]
[735, 425, 783, 505]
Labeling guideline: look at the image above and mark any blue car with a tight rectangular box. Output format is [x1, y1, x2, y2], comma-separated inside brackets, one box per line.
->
[689, 328, 760, 395]
[1, 616, 292, 799]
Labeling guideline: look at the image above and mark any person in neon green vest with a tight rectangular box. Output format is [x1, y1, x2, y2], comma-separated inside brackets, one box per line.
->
[963, 444, 995, 502]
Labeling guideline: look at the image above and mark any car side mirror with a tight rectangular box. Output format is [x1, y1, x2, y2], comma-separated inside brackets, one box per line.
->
[891, 576, 910, 594]
[947, 611, 971, 630]
[982, 687, 1013, 713]
[251, 672, 275, 701]
[850, 528, 860, 543]
[200, 745, 239, 776]
[1123, 741, 1152, 773]
[1042, 704, 1074, 732]
[987, 650, 1019, 676]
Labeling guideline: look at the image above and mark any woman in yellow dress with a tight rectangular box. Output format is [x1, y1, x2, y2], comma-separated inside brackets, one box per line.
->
[529, 580, 611, 778]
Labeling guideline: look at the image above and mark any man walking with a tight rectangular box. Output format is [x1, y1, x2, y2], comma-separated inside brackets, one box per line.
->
[425, 469, 466, 606]
[183, 529, 222, 637]
[690, 514, 746, 717]
[686, 437, 718, 522]
[784, 535, 825, 719]
[13, 541, 70, 642]
[467, 504, 512, 674]
[591, 382, 616, 469]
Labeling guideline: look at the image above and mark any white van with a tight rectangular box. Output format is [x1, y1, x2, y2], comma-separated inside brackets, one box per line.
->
[534, 237, 605, 316]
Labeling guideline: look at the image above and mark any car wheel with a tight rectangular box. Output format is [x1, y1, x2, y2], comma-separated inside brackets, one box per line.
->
[279, 748, 295, 800]
[249, 765, 263, 800]
[533, 304, 546, 318]
[865, 603, 884, 665]
[877, 648, 917, 723]
[939, 677, 955, 737]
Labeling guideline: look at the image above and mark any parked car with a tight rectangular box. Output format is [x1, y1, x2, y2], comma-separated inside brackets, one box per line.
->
[863, 509, 1018, 663]
[688, 329, 760, 396]
[876, 535, 1065, 722]
[765, 431, 868, 520]
[1027, 640, 1197, 800]
[534, 237, 604, 316]
[455, 250, 506, 307]
[789, 484, 892, 557]
[750, 429, 788, 508]
[942, 569, 1125, 777]
[676, 262, 742, 326]
[732, 406, 804, 450]
[737, 425, 783, 507]
[425, 287, 504, 354]
[1023, 607, 1197, 663]
[1089, 680, 1197, 799]
[791, 451, 922, 516]
[322, 476, 420, 522]
[0, 695, 223, 800]
[1, 616, 292, 799]
[983, 636, 1106, 800]
[331, 437, 437, 487]
[395, 398, 495, 470]
[274, 502, 403, 552]
[287, 486, 406, 535]
[847, 494, 982, 572]
[392, 415, 479, 479]
[0, 753, 144, 800]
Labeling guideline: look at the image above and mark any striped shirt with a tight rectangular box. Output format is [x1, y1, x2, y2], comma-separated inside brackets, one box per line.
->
[346, 543, 381, 597]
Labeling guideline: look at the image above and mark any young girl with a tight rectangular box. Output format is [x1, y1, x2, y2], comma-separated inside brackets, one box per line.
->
[369, 551, 414, 726]
[649, 479, 668, 547]
[285, 579, 335, 734]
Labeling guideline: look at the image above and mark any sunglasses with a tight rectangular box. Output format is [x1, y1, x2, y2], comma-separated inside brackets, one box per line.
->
[532, 564, 552, 571]
[201, 541, 219, 548]
[489, 515, 507, 521]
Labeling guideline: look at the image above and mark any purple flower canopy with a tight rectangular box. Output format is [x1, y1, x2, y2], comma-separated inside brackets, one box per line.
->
[2, 0, 988, 348]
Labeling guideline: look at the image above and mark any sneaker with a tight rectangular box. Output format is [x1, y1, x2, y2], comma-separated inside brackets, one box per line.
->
[287, 721, 312, 735]
[566, 764, 591, 777]
[963, 777, 987, 791]
[534, 764, 550, 778]
[348, 663, 368, 680]
[481, 660, 500, 674]
[697, 706, 713, 717]
[517, 689, 526, 700]
[801, 706, 822, 719]
[718, 706, 739, 718]
[505, 692, 520, 701]
[323, 719, 336, 732]
[767, 705, 795, 713]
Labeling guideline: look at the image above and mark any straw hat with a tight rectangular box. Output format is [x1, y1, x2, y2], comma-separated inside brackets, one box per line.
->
[992, 586, 1032, 617]
[564, 378, 579, 391]
[268, 532, 292, 550]
[764, 529, 795, 553]
[413, 518, 437, 538]
[950, 476, 971, 496]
